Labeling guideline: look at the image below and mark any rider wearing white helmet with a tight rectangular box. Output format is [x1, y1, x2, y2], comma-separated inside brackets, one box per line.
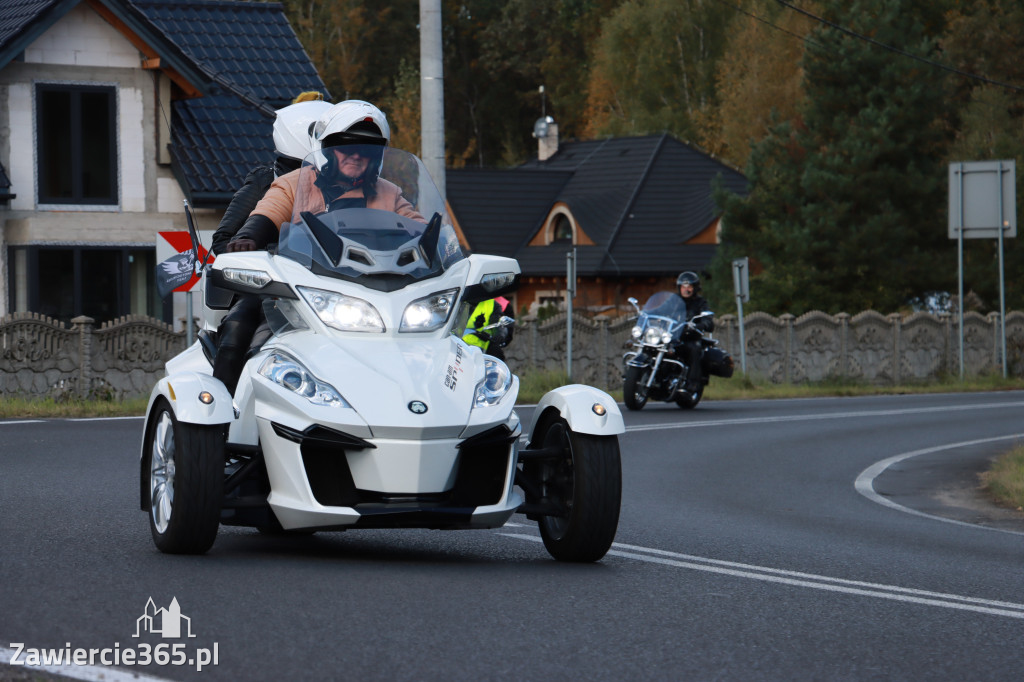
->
[228, 100, 422, 253]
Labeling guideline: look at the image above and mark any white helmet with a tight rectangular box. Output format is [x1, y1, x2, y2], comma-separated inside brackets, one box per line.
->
[272, 99, 333, 175]
[311, 100, 391, 152]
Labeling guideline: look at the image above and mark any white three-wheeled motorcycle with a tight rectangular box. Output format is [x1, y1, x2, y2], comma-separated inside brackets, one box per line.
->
[140, 148, 624, 562]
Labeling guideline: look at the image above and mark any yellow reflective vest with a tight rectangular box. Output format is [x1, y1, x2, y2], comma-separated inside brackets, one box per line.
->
[463, 298, 500, 351]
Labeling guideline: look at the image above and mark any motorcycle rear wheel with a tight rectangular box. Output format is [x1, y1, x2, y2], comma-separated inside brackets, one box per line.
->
[623, 365, 651, 411]
[146, 400, 224, 554]
[533, 417, 621, 562]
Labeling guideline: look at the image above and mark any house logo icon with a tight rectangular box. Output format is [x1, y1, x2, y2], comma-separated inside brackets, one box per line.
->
[133, 597, 196, 639]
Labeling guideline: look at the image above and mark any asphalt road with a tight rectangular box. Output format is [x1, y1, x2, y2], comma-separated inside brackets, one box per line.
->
[2, 391, 1023, 681]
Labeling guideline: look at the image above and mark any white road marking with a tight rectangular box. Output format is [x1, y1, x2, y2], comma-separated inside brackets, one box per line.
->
[0, 646, 173, 682]
[67, 416, 145, 422]
[854, 433, 1024, 535]
[0, 420, 44, 425]
[500, 534, 1024, 619]
[624, 400, 1024, 432]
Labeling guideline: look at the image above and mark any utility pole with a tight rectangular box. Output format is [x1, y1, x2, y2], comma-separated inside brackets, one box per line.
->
[420, 0, 445, 199]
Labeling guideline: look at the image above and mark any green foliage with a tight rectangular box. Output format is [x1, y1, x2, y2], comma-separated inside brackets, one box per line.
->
[585, 0, 731, 141]
[710, 0, 956, 315]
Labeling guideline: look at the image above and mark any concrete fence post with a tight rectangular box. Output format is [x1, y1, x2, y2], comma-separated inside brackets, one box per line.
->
[888, 313, 902, 384]
[837, 313, 850, 379]
[780, 313, 794, 383]
[988, 312, 1001, 373]
[71, 316, 95, 399]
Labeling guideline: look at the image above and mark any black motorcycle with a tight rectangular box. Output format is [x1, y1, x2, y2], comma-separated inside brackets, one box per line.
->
[622, 293, 733, 410]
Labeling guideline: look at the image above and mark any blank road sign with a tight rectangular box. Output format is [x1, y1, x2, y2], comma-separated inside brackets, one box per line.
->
[948, 160, 1016, 239]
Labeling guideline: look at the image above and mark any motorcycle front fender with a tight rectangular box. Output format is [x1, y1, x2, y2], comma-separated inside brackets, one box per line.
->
[146, 372, 235, 427]
[529, 384, 625, 438]
[625, 351, 651, 368]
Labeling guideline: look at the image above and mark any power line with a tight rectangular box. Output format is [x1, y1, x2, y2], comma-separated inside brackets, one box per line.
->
[774, 0, 1024, 93]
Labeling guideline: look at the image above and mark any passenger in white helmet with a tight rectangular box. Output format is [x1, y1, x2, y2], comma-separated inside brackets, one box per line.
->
[227, 100, 423, 253]
[209, 92, 330, 395]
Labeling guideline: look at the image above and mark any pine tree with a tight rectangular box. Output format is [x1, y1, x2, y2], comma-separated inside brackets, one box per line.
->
[709, 0, 955, 315]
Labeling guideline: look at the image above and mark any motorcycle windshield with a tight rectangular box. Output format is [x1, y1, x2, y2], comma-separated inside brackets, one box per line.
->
[643, 291, 687, 320]
[275, 146, 464, 290]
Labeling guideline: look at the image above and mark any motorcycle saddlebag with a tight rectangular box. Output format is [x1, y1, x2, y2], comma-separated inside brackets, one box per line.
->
[702, 347, 735, 378]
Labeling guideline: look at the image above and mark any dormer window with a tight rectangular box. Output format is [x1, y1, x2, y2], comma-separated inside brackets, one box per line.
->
[552, 214, 573, 243]
[528, 204, 594, 247]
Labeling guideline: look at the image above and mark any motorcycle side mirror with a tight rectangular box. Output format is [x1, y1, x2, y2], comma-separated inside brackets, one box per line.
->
[498, 315, 514, 328]
[627, 297, 640, 314]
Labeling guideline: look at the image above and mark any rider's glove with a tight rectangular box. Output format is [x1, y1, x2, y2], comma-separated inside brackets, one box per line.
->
[229, 214, 278, 252]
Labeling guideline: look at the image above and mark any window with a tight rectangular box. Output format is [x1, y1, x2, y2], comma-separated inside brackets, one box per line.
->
[551, 214, 573, 243]
[36, 84, 118, 205]
[7, 246, 161, 324]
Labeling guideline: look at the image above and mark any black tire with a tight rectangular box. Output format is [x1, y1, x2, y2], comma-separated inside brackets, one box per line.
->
[533, 417, 621, 562]
[145, 400, 225, 554]
[675, 383, 704, 410]
[623, 365, 650, 411]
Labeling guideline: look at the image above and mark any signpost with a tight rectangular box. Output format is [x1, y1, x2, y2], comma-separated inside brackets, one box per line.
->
[566, 248, 577, 381]
[732, 257, 750, 374]
[948, 161, 1016, 378]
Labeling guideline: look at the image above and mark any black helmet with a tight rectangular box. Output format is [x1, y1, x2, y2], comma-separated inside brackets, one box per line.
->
[676, 271, 701, 293]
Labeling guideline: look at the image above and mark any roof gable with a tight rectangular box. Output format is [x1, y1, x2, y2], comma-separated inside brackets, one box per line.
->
[446, 168, 572, 256]
[0, 0, 219, 96]
[457, 134, 748, 277]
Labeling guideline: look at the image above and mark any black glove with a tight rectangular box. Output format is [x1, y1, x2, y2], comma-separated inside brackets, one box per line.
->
[228, 214, 278, 252]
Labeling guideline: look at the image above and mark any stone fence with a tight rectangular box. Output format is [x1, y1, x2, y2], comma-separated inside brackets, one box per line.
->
[2, 310, 1023, 399]
[0, 313, 184, 399]
[503, 309, 1024, 391]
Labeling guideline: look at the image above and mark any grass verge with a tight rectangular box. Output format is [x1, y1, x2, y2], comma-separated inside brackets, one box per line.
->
[980, 446, 1024, 513]
[0, 395, 150, 419]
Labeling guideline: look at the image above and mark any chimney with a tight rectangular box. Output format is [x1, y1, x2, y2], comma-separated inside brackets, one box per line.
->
[533, 116, 558, 162]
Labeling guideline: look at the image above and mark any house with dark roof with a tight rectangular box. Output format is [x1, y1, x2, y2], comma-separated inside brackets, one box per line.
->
[0, 0, 326, 326]
[447, 132, 748, 316]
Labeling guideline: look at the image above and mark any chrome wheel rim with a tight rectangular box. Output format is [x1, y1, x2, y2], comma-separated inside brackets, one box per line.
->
[150, 411, 176, 534]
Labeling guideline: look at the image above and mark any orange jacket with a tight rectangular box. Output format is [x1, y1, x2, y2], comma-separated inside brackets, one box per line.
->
[249, 168, 424, 228]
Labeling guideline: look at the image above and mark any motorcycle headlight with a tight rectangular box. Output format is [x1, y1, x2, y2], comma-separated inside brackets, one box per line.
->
[644, 328, 663, 345]
[297, 286, 384, 333]
[400, 288, 459, 332]
[474, 356, 512, 407]
[631, 326, 642, 339]
[258, 351, 349, 407]
[661, 331, 672, 344]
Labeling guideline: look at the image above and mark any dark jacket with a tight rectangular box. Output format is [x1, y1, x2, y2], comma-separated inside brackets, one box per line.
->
[211, 165, 275, 255]
[683, 294, 714, 333]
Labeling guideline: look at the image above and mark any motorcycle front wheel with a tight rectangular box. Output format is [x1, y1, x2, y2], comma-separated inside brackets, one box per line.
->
[623, 365, 651, 411]
[145, 399, 224, 554]
[531, 416, 622, 562]
[675, 382, 704, 409]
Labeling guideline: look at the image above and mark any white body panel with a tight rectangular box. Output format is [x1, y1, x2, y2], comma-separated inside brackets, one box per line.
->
[143, 250, 525, 530]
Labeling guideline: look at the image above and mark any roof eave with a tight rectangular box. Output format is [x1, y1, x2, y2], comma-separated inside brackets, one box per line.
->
[86, 0, 218, 97]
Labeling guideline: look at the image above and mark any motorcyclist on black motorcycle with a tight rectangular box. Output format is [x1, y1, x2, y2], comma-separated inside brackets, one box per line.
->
[674, 271, 713, 397]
